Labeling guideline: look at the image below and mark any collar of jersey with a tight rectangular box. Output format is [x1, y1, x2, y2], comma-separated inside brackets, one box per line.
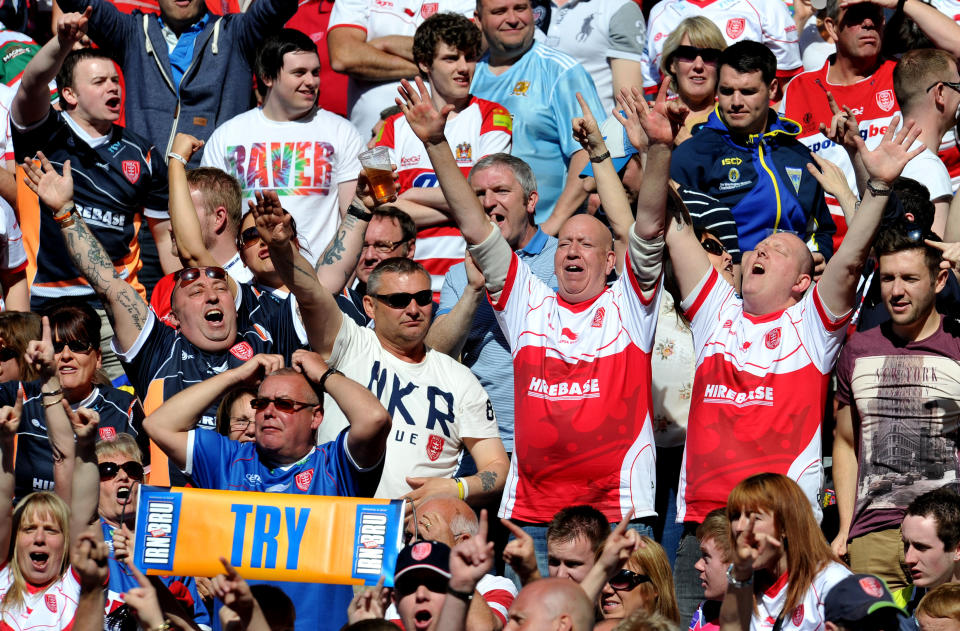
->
[556, 286, 606, 313]
[705, 107, 801, 146]
[62, 111, 112, 148]
[520, 228, 550, 256]
[73, 387, 100, 410]
[743, 306, 787, 325]
[266, 447, 317, 473]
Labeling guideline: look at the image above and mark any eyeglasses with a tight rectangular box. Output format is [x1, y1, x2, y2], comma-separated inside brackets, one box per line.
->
[240, 226, 262, 249]
[249, 397, 319, 413]
[700, 238, 727, 257]
[608, 569, 652, 591]
[672, 45, 721, 65]
[373, 290, 433, 309]
[53, 339, 94, 354]
[0, 347, 17, 362]
[363, 240, 405, 254]
[99, 461, 145, 481]
[229, 417, 254, 430]
[173, 266, 227, 288]
[926, 80, 960, 94]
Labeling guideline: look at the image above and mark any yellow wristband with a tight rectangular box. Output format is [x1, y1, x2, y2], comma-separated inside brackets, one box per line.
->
[455, 477, 465, 501]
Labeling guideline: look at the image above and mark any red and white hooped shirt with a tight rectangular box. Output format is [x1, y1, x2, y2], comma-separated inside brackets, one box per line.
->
[677, 269, 850, 524]
[378, 96, 512, 297]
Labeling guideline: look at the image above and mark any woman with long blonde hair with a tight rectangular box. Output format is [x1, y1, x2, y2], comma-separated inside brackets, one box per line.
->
[721, 473, 851, 631]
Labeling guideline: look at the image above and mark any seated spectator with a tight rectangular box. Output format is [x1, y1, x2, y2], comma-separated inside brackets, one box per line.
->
[916, 584, 960, 631]
[643, 0, 801, 96]
[215, 384, 257, 442]
[143, 350, 392, 631]
[823, 573, 907, 631]
[201, 29, 364, 263]
[658, 17, 726, 143]
[0, 302, 145, 501]
[671, 41, 835, 264]
[689, 509, 731, 631]
[721, 474, 851, 631]
[399, 495, 516, 628]
[902, 488, 960, 590]
[597, 538, 679, 624]
[0, 311, 41, 383]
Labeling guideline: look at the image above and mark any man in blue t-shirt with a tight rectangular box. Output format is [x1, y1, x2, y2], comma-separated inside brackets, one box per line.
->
[144, 350, 391, 631]
[469, 0, 604, 235]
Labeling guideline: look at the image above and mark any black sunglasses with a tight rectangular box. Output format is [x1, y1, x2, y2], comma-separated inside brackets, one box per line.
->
[609, 569, 652, 591]
[373, 290, 433, 309]
[0, 347, 17, 362]
[250, 397, 318, 413]
[700, 238, 727, 257]
[240, 226, 262, 248]
[99, 461, 145, 481]
[926, 80, 960, 94]
[395, 573, 448, 598]
[672, 45, 721, 65]
[53, 339, 94, 354]
[173, 266, 227, 288]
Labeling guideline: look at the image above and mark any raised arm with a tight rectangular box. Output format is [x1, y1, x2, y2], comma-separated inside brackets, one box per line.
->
[579, 514, 639, 602]
[291, 349, 389, 469]
[72, 532, 110, 631]
[11, 7, 90, 128]
[435, 511, 495, 631]
[211, 559, 271, 631]
[663, 185, 713, 300]
[424, 252, 485, 357]
[22, 154, 149, 352]
[0, 394, 22, 563]
[817, 117, 923, 316]
[68, 402, 102, 546]
[253, 192, 344, 357]
[142, 354, 283, 470]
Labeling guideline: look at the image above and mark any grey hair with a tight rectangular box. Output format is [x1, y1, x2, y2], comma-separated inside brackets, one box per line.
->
[470, 153, 537, 200]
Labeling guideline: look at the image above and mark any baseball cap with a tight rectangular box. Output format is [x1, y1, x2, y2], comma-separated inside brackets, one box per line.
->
[824, 574, 907, 624]
[580, 115, 638, 178]
[394, 540, 451, 588]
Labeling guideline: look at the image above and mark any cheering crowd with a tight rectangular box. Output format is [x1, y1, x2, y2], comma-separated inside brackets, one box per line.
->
[1, 0, 960, 630]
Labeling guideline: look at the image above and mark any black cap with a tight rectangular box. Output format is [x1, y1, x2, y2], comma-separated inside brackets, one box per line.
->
[394, 540, 451, 587]
[824, 574, 907, 623]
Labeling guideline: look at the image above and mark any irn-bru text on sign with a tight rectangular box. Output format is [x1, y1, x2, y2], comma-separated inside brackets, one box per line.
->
[134, 486, 403, 586]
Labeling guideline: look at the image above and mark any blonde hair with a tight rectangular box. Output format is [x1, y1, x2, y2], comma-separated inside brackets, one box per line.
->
[3, 493, 71, 612]
[95, 433, 142, 464]
[917, 584, 960, 622]
[615, 607, 680, 631]
[625, 537, 680, 624]
[726, 474, 839, 617]
[659, 17, 726, 88]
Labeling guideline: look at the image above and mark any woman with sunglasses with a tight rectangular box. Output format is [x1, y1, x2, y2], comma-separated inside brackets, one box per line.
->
[659, 18, 726, 145]
[720, 474, 851, 631]
[0, 302, 146, 502]
[598, 538, 680, 624]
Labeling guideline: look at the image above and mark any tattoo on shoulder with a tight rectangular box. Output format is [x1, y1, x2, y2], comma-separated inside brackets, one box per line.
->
[478, 470, 497, 492]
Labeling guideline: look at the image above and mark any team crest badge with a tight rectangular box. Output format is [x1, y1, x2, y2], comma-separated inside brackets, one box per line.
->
[859, 576, 884, 597]
[592, 307, 605, 327]
[295, 469, 314, 491]
[726, 18, 745, 38]
[785, 167, 802, 194]
[791, 605, 804, 627]
[420, 2, 437, 17]
[764, 327, 781, 349]
[99, 427, 117, 441]
[512, 80, 531, 96]
[229, 342, 254, 361]
[45, 595, 57, 613]
[121, 160, 141, 184]
[455, 142, 472, 162]
[411, 541, 432, 560]
[426, 435, 444, 461]
[876, 89, 895, 112]
[728, 167, 740, 183]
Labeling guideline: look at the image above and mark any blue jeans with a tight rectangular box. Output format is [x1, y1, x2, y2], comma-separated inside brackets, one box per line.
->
[654, 445, 685, 567]
[503, 518, 656, 589]
[674, 526, 705, 626]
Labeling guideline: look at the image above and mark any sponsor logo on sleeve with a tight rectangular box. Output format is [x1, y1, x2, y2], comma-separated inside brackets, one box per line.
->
[493, 111, 513, 131]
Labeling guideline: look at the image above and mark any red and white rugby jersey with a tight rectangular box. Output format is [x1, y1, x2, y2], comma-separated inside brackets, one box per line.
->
[378, 97, 511, 295]
[643, 0, 801, 91]
[780, 59, 899, 249]
[0, 566, 81, 631]
[752, 563, 851, 631]
[677, 269, 850, 524]
[493, 247, 661, 523]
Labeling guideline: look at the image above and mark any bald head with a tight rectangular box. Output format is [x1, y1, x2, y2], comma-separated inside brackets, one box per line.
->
[560, 215, 614, 252]
[554, 215, 617, 304]
[412, 496, 478, 547]
[507, 578, 594, 631]
[741, 231, 815, 316]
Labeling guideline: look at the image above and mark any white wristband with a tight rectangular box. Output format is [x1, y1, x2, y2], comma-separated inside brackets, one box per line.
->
[167, 152, 188, 167]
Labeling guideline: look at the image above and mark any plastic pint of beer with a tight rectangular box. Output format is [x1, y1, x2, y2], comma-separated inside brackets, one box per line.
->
[358, 147, 397, 205]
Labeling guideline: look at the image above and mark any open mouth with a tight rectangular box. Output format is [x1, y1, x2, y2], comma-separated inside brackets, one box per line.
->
[751, 262, 765, 275]
[204, 309, 224, 323]
[106, 97, 121, 110]
[29, 552, 49, 569]
[413, 610, 433, 630]
[116, 486, 131, 501]
[564, 264, 584, 273]
[600, 596, 621, 613]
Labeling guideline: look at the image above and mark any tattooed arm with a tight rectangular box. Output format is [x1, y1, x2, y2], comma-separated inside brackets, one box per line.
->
[252, 191, 344, 359]
[462, 436, 508, 505]
[315, 208, 368, 294]
[23, 155, 148, 352]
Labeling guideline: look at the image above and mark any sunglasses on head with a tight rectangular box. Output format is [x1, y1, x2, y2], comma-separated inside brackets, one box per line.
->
[240, 226, 262, 249]
[0, 347, 17, 362]
[173, 266, 227, 288]
[373, 290, 433, 309]
[609, 569, 652, 591]
[700, 238, 727, 257]
[672, 45, 721, 65]
[53, 339, 94, 354]
[99, 461, 144, 481]
[902, 222, 938, 244]
[249, 397, 318, 413]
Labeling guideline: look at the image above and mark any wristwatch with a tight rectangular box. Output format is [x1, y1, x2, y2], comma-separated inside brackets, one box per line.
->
[447, 586, 474, 603]
[726, 564, 753, 588]
[347, 199, 374, 222]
